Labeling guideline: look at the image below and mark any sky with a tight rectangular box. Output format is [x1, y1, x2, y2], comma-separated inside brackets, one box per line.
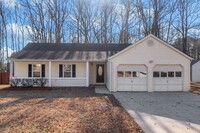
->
[1, 0, 200, 59]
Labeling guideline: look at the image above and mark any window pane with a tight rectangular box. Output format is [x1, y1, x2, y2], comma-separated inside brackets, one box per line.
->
[168, 71, 174, 77]
[153, 71, 159, 77]
[125, 71, 131, 77]
[64, 65, 71, 72]
[64, 72, 71, 77]
[117, 71, 124, 77]
[132, 71, 137, 77]
[33, 72, 40, 77]
[176, 71, 182, 77]
[33, 64, 41, 77]
[161, 71, 167, 77]
[139, 71, 147, 77]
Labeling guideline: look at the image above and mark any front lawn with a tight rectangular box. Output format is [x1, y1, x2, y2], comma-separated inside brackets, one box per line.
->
[0, 88, 144, 133]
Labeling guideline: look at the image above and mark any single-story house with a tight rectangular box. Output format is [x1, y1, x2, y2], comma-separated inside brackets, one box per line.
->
[192, 59, 200, 82]
[9, 34, 192, 92]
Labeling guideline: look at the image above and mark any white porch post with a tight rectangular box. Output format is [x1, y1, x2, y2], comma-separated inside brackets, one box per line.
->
[86, 61, 89, 87]
[49, 61, 52, 87]
[9, 60, 13, 80]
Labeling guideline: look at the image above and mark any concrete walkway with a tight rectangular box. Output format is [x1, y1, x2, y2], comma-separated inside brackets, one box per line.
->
[95, 86, 111, 94]
[114, 92, 200, 133]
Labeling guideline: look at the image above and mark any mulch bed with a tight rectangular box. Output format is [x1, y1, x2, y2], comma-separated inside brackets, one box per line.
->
[1, 87, 51, 91]
[0, 89, 144, 133]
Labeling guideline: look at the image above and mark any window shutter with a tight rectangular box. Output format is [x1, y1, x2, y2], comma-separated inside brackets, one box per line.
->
[42, 64, 45, 77]
[28, 64, 32, 77]
[72, 64, 76, 77]
[59, 64, 63, 77]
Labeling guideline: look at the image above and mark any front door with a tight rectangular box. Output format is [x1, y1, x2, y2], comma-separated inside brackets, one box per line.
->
[96, 64, 104, 83]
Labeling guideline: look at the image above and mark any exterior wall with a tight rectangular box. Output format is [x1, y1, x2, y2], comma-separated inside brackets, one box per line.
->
[110, 37, 191, 92]
[89, 62, 107, 84]
[51, 61, 86, 77]
[14, 61, 49, 78]
[106, 61, 111, 91]
[192, 61, 200, 82]
[51, 61, 87, 86]
[13, 61, 87, 87]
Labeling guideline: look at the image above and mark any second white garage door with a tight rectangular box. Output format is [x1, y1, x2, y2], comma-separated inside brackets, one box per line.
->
[117, 65, 147, 91]
[153, 65, 183, 91]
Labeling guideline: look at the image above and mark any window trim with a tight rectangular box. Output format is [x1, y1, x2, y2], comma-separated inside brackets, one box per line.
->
[63, 64, 72, 78]
[117, 71, 124, 77]
[60, 64, 76, 78]
[153, 71, 160, 77]
[168, 71, 174, 78]
[33, 64, 41, 77]
[175, 71, 182, 77]
[125, 71, 132, 77]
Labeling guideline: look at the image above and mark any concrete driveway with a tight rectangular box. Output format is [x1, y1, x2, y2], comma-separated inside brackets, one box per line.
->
[114, 92, 200, 133]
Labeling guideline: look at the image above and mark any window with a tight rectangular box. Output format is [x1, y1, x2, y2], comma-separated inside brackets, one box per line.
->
[168, 71, 174, 77]
[64, 65, 72, 77]
[117, 71, 124, 77]
[139, 71, 147, 77]
[59, 64, 76, 78]
[132, 71, 137, 77]
[161, 71, 167, 77]
[28, 64, 45, 78]
[33, 64, 41, 77]
[125, 71, 131, 77]
[153, 71, 160, 77]
[175, 71, 182, 77]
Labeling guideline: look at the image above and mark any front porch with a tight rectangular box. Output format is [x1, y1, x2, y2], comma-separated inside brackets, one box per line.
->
[9, 60, 107, 87]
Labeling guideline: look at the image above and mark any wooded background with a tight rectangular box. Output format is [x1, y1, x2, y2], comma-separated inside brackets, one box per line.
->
[0, 0, 200, 71]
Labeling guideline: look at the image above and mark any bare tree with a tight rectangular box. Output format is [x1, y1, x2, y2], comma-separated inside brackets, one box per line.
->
[173, 0, 200, 54]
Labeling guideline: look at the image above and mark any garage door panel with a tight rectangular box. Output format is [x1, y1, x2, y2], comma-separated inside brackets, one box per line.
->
[124, 78, 132, 84]
[168, 85, 182, 91]
[154, 85, 168, 91]
[117, 64, 147, 91]
[132, 85, 148, 91]
[154, 78, 168, 84]
[117, 78, 124, 84]
[132, 78, 146, 84]
[168, 78, 182, 84]
[117, 85, 132, 91]
[154, 65, 183, 91]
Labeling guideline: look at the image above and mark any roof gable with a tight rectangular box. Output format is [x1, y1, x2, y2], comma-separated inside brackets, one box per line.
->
[109, 34, 193, 61]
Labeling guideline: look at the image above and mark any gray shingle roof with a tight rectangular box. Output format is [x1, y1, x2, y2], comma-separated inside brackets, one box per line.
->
[10, 43, 130, 60]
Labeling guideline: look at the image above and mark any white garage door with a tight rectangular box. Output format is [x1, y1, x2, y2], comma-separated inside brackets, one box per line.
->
[117, 65, 147, 91]
[153, 65, 183, 91]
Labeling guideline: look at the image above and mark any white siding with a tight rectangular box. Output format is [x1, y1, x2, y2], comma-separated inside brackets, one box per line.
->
[192, 61, 200, 82]
[110, 36, 191, 92]
[51, 62, 86, 77]
[106, 61, 111, 91]
[13, 61, 87, 87]
[14, 61, 49, 78]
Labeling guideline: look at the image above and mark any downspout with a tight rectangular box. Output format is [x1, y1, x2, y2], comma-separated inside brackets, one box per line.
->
[109, 60, 112, 92]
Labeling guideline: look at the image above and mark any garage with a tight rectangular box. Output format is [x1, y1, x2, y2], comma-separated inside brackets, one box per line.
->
[153, 65, 183, 91]
[107, 35, 192, 92]
[117, 65, 147, 91]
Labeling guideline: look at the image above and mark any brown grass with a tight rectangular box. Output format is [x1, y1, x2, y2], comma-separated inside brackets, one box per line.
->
[0, 88, 144, 133]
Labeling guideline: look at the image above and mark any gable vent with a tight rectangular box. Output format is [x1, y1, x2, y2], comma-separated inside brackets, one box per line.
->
[147, 40, 154, 47]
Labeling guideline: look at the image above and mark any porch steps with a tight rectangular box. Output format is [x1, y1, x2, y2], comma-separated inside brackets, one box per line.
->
[190, 82, 200, 94]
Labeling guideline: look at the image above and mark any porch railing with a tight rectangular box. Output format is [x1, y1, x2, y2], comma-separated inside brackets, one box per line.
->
[10, 77, 87, 87]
